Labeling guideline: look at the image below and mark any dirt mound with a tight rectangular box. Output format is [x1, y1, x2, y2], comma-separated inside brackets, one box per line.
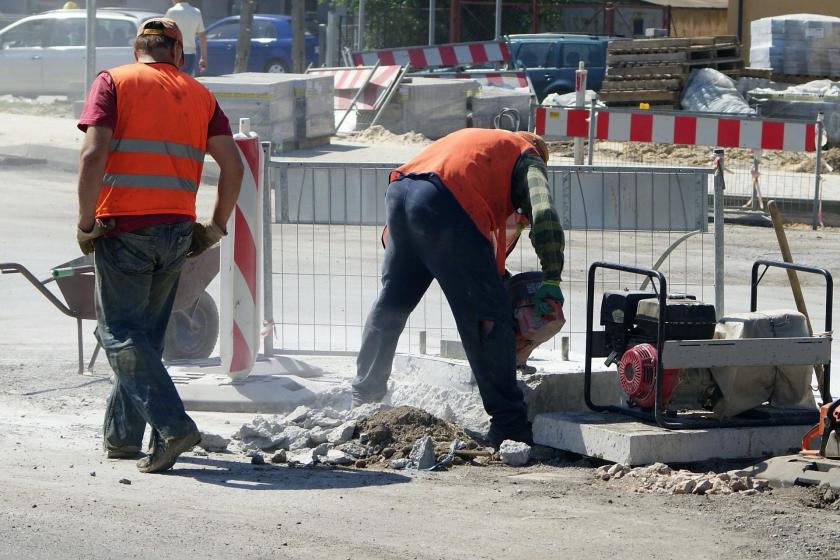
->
[801, 483, 840, 510]
[355, 406, 485, 467]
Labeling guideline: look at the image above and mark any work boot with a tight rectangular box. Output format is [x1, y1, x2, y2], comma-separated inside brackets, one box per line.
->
[487, 421, 534, 449]
[136, 427, 201, 474]
[105, 446, 143, 460]
[351, 392, 383, 408]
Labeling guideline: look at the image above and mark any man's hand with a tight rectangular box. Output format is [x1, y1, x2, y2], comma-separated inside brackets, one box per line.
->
[77, 218, 115, 255]
[187, 220, 226, 258]
[198, 57, 207, 73]
[533, 279, 564, 316]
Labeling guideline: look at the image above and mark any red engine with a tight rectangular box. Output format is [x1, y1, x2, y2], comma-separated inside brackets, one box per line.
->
[617, 343, 680, 408]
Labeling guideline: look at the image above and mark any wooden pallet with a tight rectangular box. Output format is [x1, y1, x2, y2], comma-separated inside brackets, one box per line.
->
[739, 67, 773, 79]
[602, 78, 682, 92]
[771, 73, 840, 84]
[606, 64, 687, 79]
[608, 35, 738, 54]
[598, 89, 680, 103]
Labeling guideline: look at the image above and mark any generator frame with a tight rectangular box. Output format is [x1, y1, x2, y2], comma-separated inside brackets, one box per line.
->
[584, 259, 833, 429]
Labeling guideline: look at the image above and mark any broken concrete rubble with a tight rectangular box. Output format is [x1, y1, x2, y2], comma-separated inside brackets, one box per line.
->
[499, 440, 531, 467]
[198, 432, 230, 452]
[408, 436, 436, 469]
[595, 462, 771, 496]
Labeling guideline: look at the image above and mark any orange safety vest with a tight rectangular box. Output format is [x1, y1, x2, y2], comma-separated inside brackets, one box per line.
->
[390, 128, 537, 275]
[95, 62, 217, 220]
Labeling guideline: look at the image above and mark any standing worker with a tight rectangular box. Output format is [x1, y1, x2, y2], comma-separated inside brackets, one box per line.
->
[352, 129, 565, 446]
[75, 18, 243, 473]
[165, 1, 207, 75]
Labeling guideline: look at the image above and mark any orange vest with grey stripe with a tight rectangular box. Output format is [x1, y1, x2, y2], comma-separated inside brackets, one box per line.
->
[95, 62, 216, 220]
[390, 128, 536, 275]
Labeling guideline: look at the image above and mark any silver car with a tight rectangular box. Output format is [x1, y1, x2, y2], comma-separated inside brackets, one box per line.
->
[0, 8, 161, 97]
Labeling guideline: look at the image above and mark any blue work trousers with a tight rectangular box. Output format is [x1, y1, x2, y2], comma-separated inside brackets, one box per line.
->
[353, 176, 529, 434]
[95, 221, 198, 452]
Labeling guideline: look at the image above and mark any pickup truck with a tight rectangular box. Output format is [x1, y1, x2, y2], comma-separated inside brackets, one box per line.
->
[507, 33, 608, 102]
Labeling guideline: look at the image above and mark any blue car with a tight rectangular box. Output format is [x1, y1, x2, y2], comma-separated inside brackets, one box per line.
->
[507, 34, 608, 102]
[203, 14, 318, 75]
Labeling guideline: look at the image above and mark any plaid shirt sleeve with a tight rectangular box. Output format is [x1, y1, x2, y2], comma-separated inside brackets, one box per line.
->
[510, 154, 565, 281]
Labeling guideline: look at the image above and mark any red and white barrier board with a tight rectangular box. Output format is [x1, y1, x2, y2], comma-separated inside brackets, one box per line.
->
[220, 119, 263, 380]
[351, 40, 510, 70]
[308, 65, 403, 110]
[535, 107, 818, 152]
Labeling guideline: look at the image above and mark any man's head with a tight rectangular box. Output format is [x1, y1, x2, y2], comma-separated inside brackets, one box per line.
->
[516, 131, 549, 164]
[134, 18, 184, 66]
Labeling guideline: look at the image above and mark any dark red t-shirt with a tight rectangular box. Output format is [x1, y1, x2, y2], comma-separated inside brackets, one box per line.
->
[77, 64, 233, 236]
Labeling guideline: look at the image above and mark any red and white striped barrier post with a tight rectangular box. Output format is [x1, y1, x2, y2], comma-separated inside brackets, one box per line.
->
[573, 61, 587, 165]
[220, 117, 263, 380]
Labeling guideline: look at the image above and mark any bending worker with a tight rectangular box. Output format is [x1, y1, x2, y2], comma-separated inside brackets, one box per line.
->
[352, 128, 565, 447]
[75, 18, 243, 473]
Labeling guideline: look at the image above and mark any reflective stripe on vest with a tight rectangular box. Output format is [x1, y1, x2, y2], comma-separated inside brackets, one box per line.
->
[96, 62, 217, 219]
[391, 128, 537, 275]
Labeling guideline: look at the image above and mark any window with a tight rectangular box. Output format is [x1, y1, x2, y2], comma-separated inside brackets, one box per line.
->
[0, 19, 47, 49]
[516, 42, 554, 69]
[562, 43, 605, 68]
[206, 22, 240, 40]
[253, 20, 276, 40]
[97, 19, 137, 47]
[46, 18, 88, 47]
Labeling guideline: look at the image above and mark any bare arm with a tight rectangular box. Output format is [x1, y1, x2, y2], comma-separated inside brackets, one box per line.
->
[198, 32, 207, 72]
[76, 125, 113, 231]
[206, 135, 244, 229]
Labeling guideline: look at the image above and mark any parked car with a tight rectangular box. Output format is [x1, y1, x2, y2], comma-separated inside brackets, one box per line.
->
[202, 14, 318, 76]
[0, 8, 161, 97]
[507, 33, 608, 101]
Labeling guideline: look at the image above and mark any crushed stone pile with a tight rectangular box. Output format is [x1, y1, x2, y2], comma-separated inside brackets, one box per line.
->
[595, 462, 771, 496]
[342, 125, 432, 146]
[231, 404, 495, 470]
[801, 483, 840, 510]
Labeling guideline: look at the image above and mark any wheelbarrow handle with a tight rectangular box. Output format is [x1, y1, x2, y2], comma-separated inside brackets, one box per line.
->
[0, 262, 77, 318]
[51, 265, 94, 279]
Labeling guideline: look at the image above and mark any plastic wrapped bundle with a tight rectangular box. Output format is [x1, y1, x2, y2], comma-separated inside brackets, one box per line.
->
[750, 14, 840, 76]
[681, 68, 754, 114]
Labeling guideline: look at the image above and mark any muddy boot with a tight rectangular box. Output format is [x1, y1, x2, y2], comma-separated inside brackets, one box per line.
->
[487, 421, 534, 449]
[105, 446, 143, 459]
[136, 427, 200, 474]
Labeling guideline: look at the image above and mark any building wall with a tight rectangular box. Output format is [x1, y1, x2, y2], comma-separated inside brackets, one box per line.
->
[669, 7, 727, 37]
[729, 0, 840, 49]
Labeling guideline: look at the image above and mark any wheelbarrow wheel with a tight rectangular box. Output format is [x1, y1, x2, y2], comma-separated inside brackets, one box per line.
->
[163, 290, 219, 361]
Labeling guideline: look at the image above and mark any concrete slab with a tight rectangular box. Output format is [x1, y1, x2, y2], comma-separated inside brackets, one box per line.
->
[168, 356, 351, 414]
[744, 455, 840, 490]
[392, 352, 622, 420]
[532, 411, 807, 466]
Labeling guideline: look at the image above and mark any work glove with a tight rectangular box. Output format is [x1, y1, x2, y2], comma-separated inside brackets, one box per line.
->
[76, 218, 115, 255]
[533, 279, 564, 316]
[187, 219, 226, 258]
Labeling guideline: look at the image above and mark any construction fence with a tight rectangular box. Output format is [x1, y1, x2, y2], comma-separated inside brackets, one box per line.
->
[264, 159, 715, 357]
[537, 106, 826, 227]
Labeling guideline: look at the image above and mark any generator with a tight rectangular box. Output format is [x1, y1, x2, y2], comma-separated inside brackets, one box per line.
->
[585, 259, 832, 429]
[600, 290, 718, 410]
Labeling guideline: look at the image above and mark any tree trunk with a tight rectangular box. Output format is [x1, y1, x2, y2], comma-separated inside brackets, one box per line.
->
[291, 0, 306, 73]
[234, 0, 256, 73]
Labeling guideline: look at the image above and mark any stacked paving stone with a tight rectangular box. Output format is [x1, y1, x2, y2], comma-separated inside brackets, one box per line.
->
[596, 462, 771, 495]
[750, 14, 840, 80]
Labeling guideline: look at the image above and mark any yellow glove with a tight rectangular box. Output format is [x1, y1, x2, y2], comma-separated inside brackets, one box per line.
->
[187, 220, 226, 258]
[76, 218, 115, 255]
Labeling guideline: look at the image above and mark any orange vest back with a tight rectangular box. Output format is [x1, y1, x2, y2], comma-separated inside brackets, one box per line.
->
[95, 63, 217, 219]
[391, 128, 537, 274]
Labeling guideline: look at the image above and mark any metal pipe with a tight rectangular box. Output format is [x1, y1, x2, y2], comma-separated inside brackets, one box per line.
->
[429, 0, 436, 45]
[495, 0, 502, 40]
[813, 113, 824, 230]
[357, 0, 366, 51]
[261, 141, 274, 358]
[587, 98, 596, 165]
[85, 0, 96, 95]
[713, 149, 725, 319]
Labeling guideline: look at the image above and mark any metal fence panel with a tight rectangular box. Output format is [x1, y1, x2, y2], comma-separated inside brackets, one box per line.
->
[268, 160, 714, 356]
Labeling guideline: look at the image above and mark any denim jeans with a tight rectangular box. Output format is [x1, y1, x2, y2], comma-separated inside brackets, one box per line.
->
[353, 176, 530, 434]
[95, 221, 198, 451]
[181, 53, 196, 76]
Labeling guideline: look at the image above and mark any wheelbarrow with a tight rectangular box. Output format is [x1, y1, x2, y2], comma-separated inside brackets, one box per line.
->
[0, 246, 220, 375]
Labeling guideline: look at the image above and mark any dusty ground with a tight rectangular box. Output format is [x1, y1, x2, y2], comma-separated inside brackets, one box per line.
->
[2, 138, 840, 558]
